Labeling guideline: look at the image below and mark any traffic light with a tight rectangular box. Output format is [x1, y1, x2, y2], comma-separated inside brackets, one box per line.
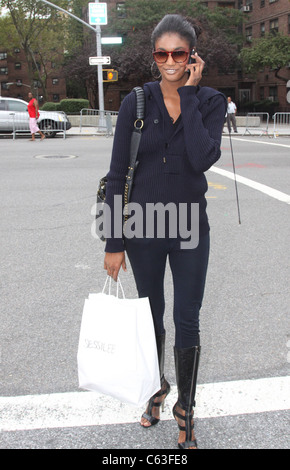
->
[103, 69, 118, 82]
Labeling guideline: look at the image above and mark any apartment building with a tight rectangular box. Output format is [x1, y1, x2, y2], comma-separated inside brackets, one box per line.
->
[0, 46, 67, 103]
[238, 0, 290, 110]
[100, 0, 290, 111]
[1, 1, 289, 110]
[0, 47, 67, 103]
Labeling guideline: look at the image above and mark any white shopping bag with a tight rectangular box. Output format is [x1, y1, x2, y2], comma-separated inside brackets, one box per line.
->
[77, 277, 160, 407]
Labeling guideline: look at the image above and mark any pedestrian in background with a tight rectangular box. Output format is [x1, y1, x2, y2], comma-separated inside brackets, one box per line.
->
[103, 14, 226, 449]
[226, 96, 238, 133]
[27, 92, 45, 141]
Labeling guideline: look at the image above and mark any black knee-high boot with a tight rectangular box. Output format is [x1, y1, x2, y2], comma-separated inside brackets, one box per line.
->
[173, 345, 201, 448]
[141, 333, 170, 427]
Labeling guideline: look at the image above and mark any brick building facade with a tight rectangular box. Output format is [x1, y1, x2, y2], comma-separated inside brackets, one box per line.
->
[1, 0, 289, 111]
[0, 49, 67, 104]
[101, 0, 290, 112]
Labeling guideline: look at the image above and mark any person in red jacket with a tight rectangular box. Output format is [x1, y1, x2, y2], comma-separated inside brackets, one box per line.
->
[27, 92, 45, 141]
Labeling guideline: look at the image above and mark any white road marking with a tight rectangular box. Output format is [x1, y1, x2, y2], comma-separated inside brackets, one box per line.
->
[224, 136, 290, 148]
[1, 376, 289, 432]
[209, 167, 290, 204]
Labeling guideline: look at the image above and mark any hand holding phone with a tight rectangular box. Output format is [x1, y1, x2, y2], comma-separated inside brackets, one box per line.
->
[188, 49, 196, 65]
[185, 49, 205, 87]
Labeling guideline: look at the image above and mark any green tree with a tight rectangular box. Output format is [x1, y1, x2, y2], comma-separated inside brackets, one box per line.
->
[102, 0, 244, 81]
[0, 0, 69, 99]
[240, 33, 290, 82]
[63, 0, 244, 103]
[63, 0, 91, 100]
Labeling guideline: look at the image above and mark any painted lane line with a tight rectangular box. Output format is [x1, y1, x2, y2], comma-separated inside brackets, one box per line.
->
[1, 376, 289, 432]
[223, 136, 290, 149]
[209, 166, 290, 204]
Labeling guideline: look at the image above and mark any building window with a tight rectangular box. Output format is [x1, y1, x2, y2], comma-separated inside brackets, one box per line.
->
[239, 89, 251, 104]
[269, 86, 278, 102]
[269, 0, 279, 4]
[116, 2, 126, 18]
[16, 79, 22, 86]
[260, 23, 265, 36]
[288, 15, 290, 34]
[0, 67, 8, 74]
[52, 78, 59, 85]
[260, 0, 265, 6]
[15, 62, 22, 70]
[0, 52, 7, 60]
[245, 26, 252, 42]
[270, 19, 279, 35]
[53, 94, 59, 102]
[218, 2, 235, 7]
[259, 87, 264, 100]
[32, 62, 41, 71]
[245, 0, 253, 11]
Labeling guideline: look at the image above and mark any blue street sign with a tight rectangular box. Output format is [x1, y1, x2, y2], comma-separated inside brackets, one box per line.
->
[88, 3, 107, 26]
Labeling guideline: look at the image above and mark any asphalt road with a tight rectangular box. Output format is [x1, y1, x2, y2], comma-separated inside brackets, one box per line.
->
[0, 134, 289, 451]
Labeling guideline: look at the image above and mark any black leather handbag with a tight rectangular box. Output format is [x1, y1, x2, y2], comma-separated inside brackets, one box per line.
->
[96, 87, 145, 241]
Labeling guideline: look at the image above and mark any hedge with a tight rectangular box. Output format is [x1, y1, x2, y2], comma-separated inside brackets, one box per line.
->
[41, 102, 60, 111]
[41, 99, 90, 114]
[58, 99, 89, 114]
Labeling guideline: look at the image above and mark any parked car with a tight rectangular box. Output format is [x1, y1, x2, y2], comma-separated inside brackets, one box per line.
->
[0, 97, 72, 137]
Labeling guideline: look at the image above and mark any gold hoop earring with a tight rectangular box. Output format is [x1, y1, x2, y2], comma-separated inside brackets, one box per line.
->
[151, 61, 161, 80]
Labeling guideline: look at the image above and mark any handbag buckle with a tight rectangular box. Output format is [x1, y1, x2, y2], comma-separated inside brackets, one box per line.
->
[134, 118, 144, 130]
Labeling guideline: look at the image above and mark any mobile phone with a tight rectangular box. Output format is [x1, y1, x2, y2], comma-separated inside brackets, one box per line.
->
[188, 49, 196, 64]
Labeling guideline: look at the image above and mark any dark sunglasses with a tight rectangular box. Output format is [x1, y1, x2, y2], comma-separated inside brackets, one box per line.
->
[152, 50, 189, 64]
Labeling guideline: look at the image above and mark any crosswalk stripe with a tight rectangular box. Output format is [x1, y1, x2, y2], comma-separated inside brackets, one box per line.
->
[1, 376, 289, 432]
[209, 166, 290, 204]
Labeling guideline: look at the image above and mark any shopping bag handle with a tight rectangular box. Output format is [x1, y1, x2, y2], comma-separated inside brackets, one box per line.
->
[102, 276, 125, 299]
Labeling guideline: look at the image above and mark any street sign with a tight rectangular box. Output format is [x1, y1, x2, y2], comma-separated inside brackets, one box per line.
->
[89, 56, 111, 65]
[101, 37, 123, 45]
[88, 2, 107, 26]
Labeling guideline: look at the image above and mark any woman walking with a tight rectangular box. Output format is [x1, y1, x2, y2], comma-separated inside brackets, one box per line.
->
[27, 92, 45, 141]
[103, 14, 226, 448]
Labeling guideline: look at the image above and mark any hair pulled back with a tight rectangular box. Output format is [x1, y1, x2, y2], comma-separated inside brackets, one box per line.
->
[151, 14, 197, 50]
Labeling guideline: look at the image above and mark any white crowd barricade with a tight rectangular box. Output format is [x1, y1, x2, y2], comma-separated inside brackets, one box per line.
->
[79, 108, 118, 136]
[9, 110, 70, 139]
[243, 112, 269, 137]
[273, 112, 290, 138]
[37, 111, 69, 139]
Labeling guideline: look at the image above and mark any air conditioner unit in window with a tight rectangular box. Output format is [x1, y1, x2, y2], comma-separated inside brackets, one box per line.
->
[243, 6, 251, 12]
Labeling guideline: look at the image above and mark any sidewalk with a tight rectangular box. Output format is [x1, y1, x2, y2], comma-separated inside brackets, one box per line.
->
[66, 123, 290, 137]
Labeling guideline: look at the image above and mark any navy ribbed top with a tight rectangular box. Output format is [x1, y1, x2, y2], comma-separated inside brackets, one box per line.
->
[104, 82, 227, 253]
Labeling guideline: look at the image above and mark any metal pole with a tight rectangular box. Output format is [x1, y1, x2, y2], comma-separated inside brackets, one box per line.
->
[37, 0, 106, 128]
[37, 0, 97, 33]
[95, 1, 106, 128]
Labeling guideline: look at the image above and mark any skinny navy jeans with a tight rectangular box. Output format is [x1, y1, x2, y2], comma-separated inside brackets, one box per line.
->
[125, 233, 210, 349]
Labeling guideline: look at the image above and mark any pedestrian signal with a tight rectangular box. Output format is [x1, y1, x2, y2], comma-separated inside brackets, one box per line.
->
[103, 69, 118, 82]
